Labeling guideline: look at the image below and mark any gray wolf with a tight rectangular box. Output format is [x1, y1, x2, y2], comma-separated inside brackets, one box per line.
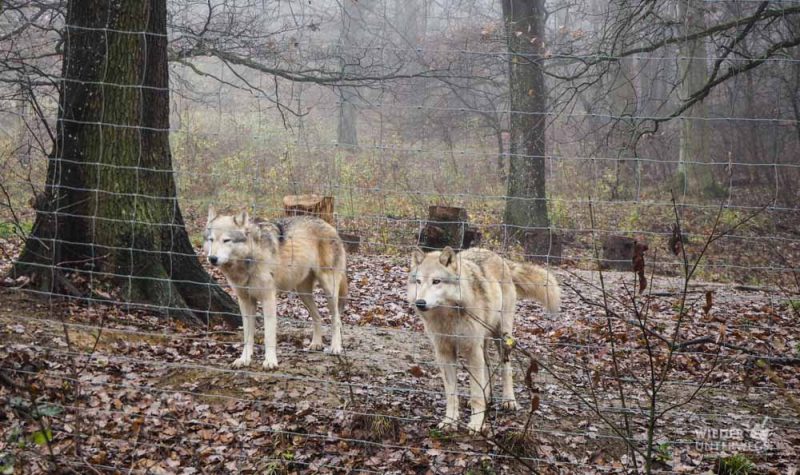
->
[407, 246, 560, 433]
[204, 207, 347, 369]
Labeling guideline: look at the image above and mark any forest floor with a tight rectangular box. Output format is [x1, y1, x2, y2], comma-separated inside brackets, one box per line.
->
[1, 230, 799, 473]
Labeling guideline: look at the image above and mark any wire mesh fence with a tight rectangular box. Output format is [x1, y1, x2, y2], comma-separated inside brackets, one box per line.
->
[1, 0, 799, 473]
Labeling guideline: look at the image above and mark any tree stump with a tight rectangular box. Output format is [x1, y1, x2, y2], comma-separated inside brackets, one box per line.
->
[418, 206, 480, 251]
[601, 235, 637, 270]
[463, 226, 482, 249]
[522, 229, 563, 264]
[283, 195, 334, 225]
[339, 232, 361, 254]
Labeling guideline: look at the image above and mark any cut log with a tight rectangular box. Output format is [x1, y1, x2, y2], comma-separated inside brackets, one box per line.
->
[339, 232, 361, 254]
[463, 226, 482, 248]
[418, 206, 478, 251]
[601, 235, 637, 271]
[283, 194, 334, 225]
[523, 229, 563, 264]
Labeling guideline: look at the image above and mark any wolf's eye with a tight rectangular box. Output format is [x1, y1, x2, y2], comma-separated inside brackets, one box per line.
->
[432, 279, 441, 285]
[222, 238, 231, 244]
[207, 237, 214, 242]
[415, 279, 421, 285]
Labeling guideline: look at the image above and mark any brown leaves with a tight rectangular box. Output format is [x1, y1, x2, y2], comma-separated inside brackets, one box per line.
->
[703, 291, 713, 317]
[3, 252, 799, 473]
[524, 359, 539, 391]
[668, 224, 684, 256]
[530, 394, 540, 412]
[632, 240, 649, 293]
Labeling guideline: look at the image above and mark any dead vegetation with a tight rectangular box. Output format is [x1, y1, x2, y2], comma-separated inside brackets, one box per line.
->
[2, 246, 799, 473]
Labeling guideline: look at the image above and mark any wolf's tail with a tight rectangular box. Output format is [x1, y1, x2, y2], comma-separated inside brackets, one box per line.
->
[504, 260, 561, 314]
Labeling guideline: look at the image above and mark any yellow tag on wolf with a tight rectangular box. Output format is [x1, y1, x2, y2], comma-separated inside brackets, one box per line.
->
[504, 335, 516, 349]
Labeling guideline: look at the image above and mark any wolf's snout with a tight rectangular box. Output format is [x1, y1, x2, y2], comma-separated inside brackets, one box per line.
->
[415, 299, 428, 311]
[208, 255, 219, 266]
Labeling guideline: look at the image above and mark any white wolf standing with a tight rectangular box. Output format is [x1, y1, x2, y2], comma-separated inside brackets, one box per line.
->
[408, 246, 560, 433]
[204, 207, 347, 369]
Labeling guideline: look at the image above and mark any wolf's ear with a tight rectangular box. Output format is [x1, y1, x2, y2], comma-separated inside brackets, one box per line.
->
[233, 210, 250, 227]
[439, 246, 457, 268]
[207, 205, 217, 223]
[411, 247, 425, 266]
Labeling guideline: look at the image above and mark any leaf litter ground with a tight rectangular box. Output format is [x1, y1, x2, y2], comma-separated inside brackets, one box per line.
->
[1, 247, 799, 473]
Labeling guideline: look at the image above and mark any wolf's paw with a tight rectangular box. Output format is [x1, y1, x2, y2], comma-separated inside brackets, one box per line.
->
[326, 343, 343, 355]
[308, 341, 325, 351]
[437, 419, 458, 431]
[232, 355, 251, 368]
[262, 358, 279, 370]
[467, 420, 484, 435]
[501, 400, 520, 411]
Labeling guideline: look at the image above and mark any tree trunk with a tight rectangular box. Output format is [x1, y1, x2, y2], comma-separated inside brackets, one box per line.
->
[502, 0, 549, 236]
[12, 0, 238, 326]
[677, 0, 716, 196]
[337, 0, 362, 148]
[608, 59, 639, 200]
[337, 87, 359, 148]
[417, 205, 475, 251]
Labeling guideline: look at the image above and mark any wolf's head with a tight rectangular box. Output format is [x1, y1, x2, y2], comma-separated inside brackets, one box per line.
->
[203, 206, 254, 267]
[407, 246, 461, 313]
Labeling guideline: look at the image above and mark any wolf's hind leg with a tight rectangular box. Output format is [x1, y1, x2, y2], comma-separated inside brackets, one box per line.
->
[318, 272, 344, 355]
[297, 277, 324, 351]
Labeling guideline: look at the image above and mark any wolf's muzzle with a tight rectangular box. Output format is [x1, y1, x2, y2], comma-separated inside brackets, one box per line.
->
[414, 299, 428, 311]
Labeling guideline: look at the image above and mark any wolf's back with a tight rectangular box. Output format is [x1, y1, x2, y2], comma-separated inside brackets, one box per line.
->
[504, 260, 561, 314]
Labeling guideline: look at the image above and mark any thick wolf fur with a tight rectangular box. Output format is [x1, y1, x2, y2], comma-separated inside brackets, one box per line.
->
[204, 207, 347, 369]
[407, 247, 560, 433]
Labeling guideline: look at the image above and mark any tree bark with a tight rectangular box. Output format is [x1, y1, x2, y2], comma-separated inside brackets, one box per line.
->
[677, 0, 716, 196]
[12, 0, 238, 326]
[502, 0, 550, 236]
[337, 87, 359, 148]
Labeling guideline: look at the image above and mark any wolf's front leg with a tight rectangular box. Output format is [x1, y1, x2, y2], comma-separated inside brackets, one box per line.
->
[262, 289, 279, 370]
[500, 360, 519, 411]
[494, 338, 519, 411]
[233, 297, 257, 368]
[434, 344, 459, 430]
[466, 344, 489, 434]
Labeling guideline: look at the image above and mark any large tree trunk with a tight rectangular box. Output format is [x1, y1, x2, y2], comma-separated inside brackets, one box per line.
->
[502, 0, 549, 236]
[677, 0, 716, 196]
[12, 0, 238, 325]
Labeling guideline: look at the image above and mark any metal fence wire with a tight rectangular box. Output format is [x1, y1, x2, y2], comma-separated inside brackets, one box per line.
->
[1, 0, 799, 473]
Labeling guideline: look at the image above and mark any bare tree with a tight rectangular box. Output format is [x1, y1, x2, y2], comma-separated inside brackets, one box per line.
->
[545, 0, 800, 199]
